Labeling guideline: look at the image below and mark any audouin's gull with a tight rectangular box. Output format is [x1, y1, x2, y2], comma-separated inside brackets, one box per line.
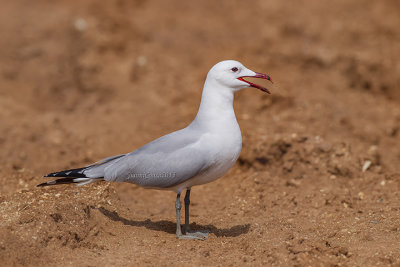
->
[38, 60, 273, 240]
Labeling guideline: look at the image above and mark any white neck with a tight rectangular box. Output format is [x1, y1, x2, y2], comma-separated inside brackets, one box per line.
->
[191, 78, 238, 130]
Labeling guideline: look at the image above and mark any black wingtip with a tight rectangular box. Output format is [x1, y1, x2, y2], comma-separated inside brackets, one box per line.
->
[37, 177, 77, 188]
[38, 167, 89, 188]
[36, 180, 58, 187]
[44, 167, 88, 178]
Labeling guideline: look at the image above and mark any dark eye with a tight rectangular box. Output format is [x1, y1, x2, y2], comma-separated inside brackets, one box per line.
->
[231, 67, 238, 72]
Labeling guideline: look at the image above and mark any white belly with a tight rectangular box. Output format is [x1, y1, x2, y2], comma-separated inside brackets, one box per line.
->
[170, 128, 242, 193]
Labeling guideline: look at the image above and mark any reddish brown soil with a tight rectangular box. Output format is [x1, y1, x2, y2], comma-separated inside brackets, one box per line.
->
[1, 0, 400, 266]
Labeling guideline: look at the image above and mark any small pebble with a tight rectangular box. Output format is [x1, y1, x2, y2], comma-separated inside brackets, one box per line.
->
[136, 56, 147, 66]
[362, 160, 371, 172]
[74, 18, 87, 32]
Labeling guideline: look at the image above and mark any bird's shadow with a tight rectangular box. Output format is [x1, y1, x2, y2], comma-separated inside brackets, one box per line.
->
[98, 207, 250, 237]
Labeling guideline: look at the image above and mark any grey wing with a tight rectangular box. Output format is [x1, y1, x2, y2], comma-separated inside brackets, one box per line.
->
[82, 154, 127, 178]
[103, 128, 211, 188]
[88, 154, 127, 167]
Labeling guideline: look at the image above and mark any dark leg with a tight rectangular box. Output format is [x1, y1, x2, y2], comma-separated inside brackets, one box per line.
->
[184, 188, 191, 233]
[175, 192, 204, 240]
[183, 188, 209, 239]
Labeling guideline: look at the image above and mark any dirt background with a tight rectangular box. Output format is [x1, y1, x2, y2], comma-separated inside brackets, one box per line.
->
[1, 0, 400, 266]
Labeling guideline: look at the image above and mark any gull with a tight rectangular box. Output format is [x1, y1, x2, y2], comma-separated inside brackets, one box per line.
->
[37, 60, 273, 240]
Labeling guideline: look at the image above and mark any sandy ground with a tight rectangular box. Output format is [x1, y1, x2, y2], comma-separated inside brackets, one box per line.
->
[1, 0, 400, 266]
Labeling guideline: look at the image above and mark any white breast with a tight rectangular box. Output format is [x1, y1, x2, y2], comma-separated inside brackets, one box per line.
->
[172, 120, 242, 192]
